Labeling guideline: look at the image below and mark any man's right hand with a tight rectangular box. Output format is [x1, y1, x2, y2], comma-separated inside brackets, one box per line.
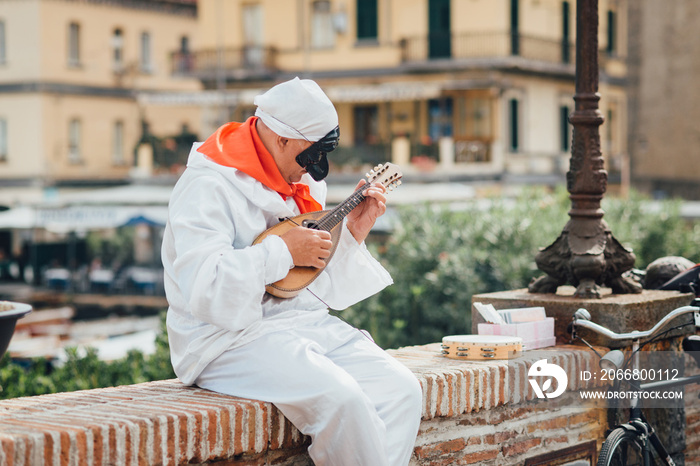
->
[280, 227, 332, 269]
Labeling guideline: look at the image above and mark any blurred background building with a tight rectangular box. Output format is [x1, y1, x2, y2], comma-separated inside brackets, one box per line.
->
[0, 0, 201, 195]
[170, 0, 627, 186]
[0, 0, 631, 202]
[626, 0, 700, 200]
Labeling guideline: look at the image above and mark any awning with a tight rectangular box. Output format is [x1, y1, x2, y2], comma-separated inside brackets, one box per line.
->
[324, 82, 443, 103]
[0, 206, 37, 229]
[137, 82, 444, 106]
[137, 89, 264, 106]
[0, 185, 173, 232]
[36, 206, 168, 232]
[55, 185, 173, 206]
[0, 205, 168, 232]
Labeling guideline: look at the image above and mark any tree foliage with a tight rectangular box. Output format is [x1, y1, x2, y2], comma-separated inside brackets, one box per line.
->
[340, 188, 700, 349]
[0, 312, 174, 399]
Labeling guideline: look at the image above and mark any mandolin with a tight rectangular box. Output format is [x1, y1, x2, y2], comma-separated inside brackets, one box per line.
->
[253, 162, 402, 298]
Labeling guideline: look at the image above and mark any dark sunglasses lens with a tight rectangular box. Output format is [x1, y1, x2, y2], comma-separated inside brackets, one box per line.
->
[318, 140, 337, 152]
[318, 127, 339, 152]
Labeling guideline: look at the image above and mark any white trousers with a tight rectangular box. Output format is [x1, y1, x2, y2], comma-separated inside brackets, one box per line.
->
[195, 313, 423, 466]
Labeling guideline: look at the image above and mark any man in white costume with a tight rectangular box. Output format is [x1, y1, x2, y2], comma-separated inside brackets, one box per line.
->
[162, 77, 423, 465]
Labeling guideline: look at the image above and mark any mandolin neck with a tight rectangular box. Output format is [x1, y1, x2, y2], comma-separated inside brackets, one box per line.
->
[313, 185, 367, 232]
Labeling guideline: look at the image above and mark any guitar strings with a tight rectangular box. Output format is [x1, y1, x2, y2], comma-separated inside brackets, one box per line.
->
[314, 166, 398, 231]
[314, 188, 366, 231]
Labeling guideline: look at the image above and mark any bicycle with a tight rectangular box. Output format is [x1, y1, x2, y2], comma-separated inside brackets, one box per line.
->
[570, 299, 700, 466]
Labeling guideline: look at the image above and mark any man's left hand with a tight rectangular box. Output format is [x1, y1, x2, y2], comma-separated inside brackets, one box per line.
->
[346, 180, 386, 244]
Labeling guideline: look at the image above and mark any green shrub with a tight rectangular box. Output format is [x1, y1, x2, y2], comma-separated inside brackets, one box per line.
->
[0, 311, 174, 399]
[341, 188, 700, 349]
[602, 191, 700, 267]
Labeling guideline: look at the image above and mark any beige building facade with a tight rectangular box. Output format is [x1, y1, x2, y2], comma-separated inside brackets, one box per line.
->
[0, 0, 202, 197]
[177, 0, 628, 182]
[627, 0, 700, 200]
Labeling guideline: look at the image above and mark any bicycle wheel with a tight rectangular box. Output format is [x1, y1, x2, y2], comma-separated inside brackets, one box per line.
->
[597, 428, 645, 466]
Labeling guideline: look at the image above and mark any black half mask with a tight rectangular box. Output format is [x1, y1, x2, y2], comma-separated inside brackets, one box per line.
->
[295, 126, 339, 181]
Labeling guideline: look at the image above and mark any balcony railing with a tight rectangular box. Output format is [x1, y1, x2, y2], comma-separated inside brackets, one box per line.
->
[400, 32, 577, 66]
[170, 46, 278, 79]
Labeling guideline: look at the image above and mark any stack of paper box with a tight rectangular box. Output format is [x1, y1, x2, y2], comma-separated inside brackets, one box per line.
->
[474, 302, 556, 350]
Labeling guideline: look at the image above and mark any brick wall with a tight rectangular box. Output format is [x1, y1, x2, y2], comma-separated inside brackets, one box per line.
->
[0, 344, 615, 465]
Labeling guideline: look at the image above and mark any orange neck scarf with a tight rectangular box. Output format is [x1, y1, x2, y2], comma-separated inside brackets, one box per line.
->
[197, 117, 322, 214]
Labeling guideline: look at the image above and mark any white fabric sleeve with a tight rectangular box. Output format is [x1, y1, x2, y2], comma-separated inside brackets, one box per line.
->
[307, 221, 393, 310]
[168, 177, 293, 333]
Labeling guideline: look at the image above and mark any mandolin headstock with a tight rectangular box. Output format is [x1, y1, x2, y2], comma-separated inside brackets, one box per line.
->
[366, 163, 403, 192]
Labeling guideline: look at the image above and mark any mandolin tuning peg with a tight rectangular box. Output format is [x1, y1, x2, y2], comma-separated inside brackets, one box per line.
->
[365, 172, 370, 178]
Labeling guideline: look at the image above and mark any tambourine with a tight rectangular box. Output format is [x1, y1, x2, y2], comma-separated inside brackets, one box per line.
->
[440, 335, 523, 360]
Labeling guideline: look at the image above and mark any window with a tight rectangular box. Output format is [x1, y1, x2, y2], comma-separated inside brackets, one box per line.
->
[606, 10, 616, 55]
[561, 2, 570, 64]
[428, 98, 453, 140]
[356, 0, 377, 41]
[112, 29, 124, 71]
[68, 119, 82, 163]
[176, 35, 192, 73]
[428, 0, 451, 59]
[470, 98, 491, 139]
[453, 93, 493, 163]
[606, 107, 617, 154]
[510, 0, 519, 56]
[0, 20, 6, 65]
[509, 99, 519, 152]
[112, 120, 125, 165]
[242, 4, 264, 66]
[0, 119, 7, 161]
[180, 36, 190, 55]
[68, 22, 80, 67]
[353, 106, 378, 145]
[140, 31, 152, 72]
[560, 105, 571, 152]
[311, 1, 334, 49]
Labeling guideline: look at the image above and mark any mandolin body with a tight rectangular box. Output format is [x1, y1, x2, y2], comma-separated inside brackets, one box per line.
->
[251, 162, 402, 299]
[252, 210, 343, 298]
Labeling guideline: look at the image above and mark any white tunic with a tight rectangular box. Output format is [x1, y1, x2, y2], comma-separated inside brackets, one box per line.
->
[161, 144, 394, 385]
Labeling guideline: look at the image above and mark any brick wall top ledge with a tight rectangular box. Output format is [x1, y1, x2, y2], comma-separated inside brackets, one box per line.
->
[0, 344, 603, 465]
[388, 344, 606, 420]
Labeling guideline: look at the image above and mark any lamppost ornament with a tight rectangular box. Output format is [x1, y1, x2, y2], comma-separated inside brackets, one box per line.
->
[528, 0, 641, 299]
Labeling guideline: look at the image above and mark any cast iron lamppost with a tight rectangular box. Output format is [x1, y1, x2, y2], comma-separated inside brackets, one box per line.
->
[528, 0, 641, 299]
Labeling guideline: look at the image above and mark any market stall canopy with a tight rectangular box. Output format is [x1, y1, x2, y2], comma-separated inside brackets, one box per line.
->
[0, 185, 173, 232]
[0, 206, 37, 229]
[54, 185, 173, 206]
[0, 205, 168, 232]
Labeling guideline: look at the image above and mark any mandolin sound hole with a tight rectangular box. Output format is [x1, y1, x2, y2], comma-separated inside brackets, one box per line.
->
[302, 219, 320, 229]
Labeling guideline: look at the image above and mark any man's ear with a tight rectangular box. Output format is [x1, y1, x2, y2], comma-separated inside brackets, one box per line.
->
[277, 135, 290, 150]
